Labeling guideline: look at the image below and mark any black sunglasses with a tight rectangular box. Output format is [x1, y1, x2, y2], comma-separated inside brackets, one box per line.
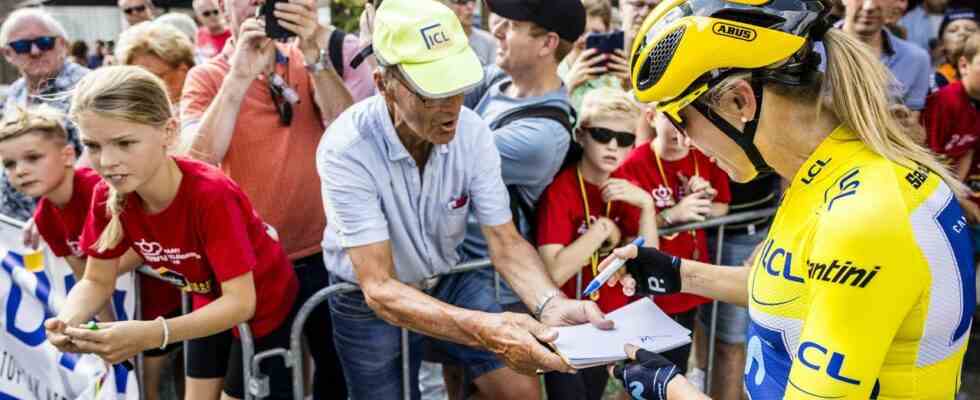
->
[8, 36, 56, 55]
[201, 9, 220, 17]
[268, 81, 293, 126]
[583, 127, 636, 147]
[123, 5, 148, 14]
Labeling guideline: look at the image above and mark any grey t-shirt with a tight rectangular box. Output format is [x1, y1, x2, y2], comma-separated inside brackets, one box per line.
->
[469, 28, 498, 67]
[458, 66, 573, 303]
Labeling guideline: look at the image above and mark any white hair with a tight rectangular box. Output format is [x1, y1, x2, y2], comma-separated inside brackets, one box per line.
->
[0, 7, 69, 45]
[155, 12, 198, 44]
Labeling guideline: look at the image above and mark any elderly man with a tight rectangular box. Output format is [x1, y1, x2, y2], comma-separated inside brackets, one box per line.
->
[193, 0, 230, 60]
[119, 0, 155, 26]
[180, 0, 353, 398]
[0, 7, 88, 221]
[317, 0, 611, 399]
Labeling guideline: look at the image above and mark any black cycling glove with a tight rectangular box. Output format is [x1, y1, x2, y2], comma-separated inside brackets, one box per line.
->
[613, 349, 681, 400]
[625, 246, 683, 296]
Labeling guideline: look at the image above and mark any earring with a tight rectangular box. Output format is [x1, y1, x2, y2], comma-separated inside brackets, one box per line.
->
[740, 117, 749, 123]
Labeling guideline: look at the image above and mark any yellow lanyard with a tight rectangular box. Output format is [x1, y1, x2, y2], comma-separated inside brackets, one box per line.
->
[653, 150, 700, 256]
[577, 168, 611, 301]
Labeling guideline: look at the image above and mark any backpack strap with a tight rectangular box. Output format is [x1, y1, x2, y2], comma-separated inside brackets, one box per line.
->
[329, 28, 346, 79]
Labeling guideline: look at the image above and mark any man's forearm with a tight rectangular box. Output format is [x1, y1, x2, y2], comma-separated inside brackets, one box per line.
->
[680, 261, 750, 306]
[491, 235, 563, 311]
[185, 76, 251, 164]
[309, 68, 354, 126]
[361, 278, 488, 347]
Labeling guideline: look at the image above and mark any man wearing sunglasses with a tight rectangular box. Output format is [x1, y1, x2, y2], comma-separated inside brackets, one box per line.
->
[118, 0, 156, 27]
[193, 0, 231, 60]
[0, 8, 88, 221]
[317, 0, 610, 399]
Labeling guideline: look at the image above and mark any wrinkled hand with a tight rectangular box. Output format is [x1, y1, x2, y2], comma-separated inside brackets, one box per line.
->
[475, 311, 576, 375]
[565, 48, 607, 92]
[664, 192, 711, 224]
[274, 0, 328, 64]
[22, 217, 40, 249]
[602, 178, 654, 209]
[539, 296, 614, 330]
[229, 17, 276, 81]
[45, 318, 82, 354]
[609, 344, 681, 400]
[63, 320, 159, 365]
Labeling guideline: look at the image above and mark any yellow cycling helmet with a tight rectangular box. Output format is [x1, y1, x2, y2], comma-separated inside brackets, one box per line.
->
[629, 0, 831, 175]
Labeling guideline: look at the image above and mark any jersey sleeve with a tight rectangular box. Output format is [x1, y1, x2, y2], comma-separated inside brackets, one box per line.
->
[80, 183, 131, 260]
[33, 202, 71, 257]
[199, 188, 258, 283]
[784, 172, 925, 399]
[536, 177, 576, 246]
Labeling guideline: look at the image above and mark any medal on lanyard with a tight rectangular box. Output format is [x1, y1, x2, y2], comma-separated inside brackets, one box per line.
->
[577, 168, 612, 301]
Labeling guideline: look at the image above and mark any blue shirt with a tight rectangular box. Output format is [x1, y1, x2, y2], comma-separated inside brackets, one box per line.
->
[317, 96, 512, 285]
[458, 66, 572, 303]
[898, 5, 943, 52]
[1, 61, 88, 221]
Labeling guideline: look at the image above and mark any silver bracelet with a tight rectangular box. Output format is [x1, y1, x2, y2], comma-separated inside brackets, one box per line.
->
[533, 290, 562, 320]
[155, 316, 170, 350]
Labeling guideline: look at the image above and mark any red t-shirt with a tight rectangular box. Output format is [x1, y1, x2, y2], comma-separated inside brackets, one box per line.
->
[195, 27, 231, 60]
[616, 144, 731, 314]
[35, 167, 180, 320]
[923, 81, 980, 199]
[536, 166, 642, 313]
[80, 157, 297, 338]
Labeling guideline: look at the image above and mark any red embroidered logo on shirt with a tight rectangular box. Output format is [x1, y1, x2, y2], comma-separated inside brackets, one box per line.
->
[448, 194, 469, 210]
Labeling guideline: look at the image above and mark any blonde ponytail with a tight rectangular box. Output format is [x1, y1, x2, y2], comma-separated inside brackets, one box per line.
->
[68, 66, 174, 252]
[820, 28, 965, 196]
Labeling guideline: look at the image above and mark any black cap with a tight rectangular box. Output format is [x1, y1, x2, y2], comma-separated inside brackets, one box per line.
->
[487, 0, 586, 42]
[939, 8, 978, 38]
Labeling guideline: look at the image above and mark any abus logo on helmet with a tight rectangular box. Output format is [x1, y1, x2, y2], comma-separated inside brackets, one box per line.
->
[712, 22, 757, 41]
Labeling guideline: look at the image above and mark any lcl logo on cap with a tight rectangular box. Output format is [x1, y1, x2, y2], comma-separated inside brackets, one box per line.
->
[421, 23, 452, 50]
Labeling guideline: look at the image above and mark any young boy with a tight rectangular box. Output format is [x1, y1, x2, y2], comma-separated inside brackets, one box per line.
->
[923, 32, 980, 218]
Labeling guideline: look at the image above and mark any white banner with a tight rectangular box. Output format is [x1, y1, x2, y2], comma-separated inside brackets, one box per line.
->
[0, 219, 139, 400]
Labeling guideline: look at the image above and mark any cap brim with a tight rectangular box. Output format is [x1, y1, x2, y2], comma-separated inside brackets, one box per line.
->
[399, 47, 484, 99]
[486, 0, 533, 22]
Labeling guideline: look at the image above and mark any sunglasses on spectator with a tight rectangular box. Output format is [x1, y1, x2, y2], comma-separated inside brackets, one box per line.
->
[123, 5, 148, 15]
[8, 36, 57, 55]
[581, 127, 636, 147]
[201, 9, 220, 17]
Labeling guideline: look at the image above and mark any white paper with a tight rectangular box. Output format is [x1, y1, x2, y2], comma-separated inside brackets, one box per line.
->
[551, 298, 692, 368]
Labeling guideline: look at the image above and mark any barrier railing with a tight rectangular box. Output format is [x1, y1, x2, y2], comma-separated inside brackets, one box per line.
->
[251, 207, 779, 400]
[0, 213, 258, 400]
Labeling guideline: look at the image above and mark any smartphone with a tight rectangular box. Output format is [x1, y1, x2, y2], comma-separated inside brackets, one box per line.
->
[261, 0, 296, 40]
[585, 30, 624, 67]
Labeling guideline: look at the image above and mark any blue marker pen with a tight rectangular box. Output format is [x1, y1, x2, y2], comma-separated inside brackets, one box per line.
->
[581, 236, 645, 297]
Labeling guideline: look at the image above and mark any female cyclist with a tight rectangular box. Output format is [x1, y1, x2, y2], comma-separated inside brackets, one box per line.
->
[43, 66, 299, 400]
[604, 0, 976, 399]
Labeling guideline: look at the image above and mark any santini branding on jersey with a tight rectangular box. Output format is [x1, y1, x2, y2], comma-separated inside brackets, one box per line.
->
[712, 22, 757, 41]
[806, 259, 880, 288]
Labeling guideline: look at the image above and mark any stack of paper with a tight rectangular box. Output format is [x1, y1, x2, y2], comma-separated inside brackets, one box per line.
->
[551, 298, 691, 368]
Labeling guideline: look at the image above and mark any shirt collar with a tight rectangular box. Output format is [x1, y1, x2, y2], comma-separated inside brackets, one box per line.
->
[791, 125, 866, 188]
[831, 21, 896, 57]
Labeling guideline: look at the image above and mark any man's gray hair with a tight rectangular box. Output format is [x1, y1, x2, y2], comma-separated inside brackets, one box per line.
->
[0, 7, 69, 45]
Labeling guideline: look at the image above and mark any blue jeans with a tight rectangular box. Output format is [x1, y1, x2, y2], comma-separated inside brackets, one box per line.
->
[328, 271, 505, 400]
[697, 226, 769, 344]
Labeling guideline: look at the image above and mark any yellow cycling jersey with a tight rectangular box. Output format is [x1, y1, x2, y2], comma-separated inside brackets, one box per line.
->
[745, 126, 975, 399]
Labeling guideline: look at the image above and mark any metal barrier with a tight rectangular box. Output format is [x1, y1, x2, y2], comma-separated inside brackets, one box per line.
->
[0, 213, 258, 400]
[246, 207, 777, 400]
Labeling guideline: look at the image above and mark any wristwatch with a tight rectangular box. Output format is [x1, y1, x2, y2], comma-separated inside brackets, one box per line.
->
[304, 47, 332, 74]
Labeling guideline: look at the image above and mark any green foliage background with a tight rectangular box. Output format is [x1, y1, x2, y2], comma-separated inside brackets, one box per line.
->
[331, 0, 366, 33]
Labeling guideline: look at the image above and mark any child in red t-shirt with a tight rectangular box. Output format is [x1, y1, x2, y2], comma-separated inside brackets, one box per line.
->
[42, 66, 299, 400]
[0, 105, 187, 399]
[535, 88, 658, 400]
[923, 33, 980, 217]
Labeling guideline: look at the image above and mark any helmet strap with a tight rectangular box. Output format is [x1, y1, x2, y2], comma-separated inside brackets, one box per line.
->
[690, 81, 772, 176]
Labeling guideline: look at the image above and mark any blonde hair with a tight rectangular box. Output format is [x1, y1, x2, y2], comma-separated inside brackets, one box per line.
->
[69, 66, 173, 252]
[116, 21, 196, 71]
[0, 104, 68, 145]
[579, 87, 642, 127]
[583, 0, 613, 29]
[702, 28, 965, 197]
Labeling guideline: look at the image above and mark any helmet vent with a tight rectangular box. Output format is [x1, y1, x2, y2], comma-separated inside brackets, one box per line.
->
[638, 25, 686, 90]
[710, 9, 786, 29]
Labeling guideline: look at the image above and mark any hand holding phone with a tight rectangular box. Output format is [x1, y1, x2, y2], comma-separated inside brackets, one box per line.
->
[262, 0, 297, 40]
[585, 30, 625, 66]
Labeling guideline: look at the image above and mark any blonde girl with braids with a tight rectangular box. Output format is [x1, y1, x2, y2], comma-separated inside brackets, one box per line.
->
[43, 66, 299, 400]
[599, 0, 976, 399]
